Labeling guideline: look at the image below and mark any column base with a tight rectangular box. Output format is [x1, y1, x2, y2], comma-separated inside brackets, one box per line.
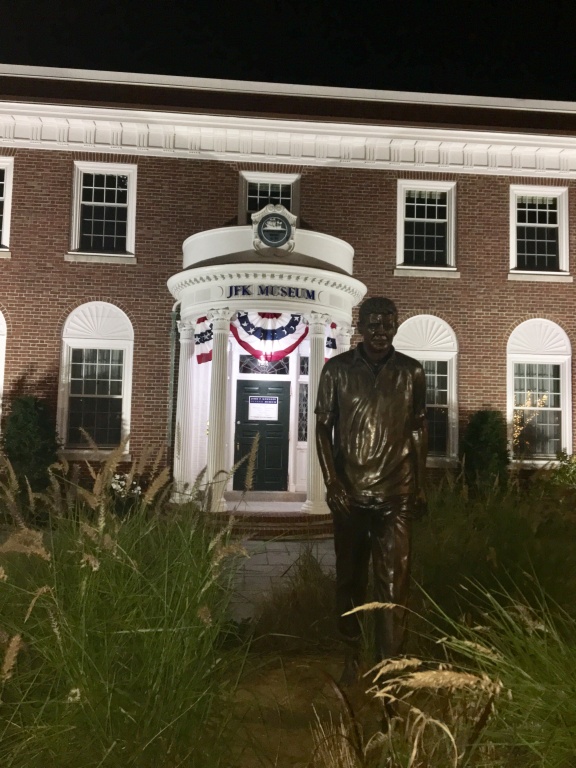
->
[300, 499, 331, 516]
[207, 481, 229, 513]
[209, 496, 228, 513]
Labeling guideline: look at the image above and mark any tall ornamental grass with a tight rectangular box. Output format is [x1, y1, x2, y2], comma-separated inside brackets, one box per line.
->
[312, 586, 576, 768]
[433, 584, 576, 768]
[0, 450, 247, 768]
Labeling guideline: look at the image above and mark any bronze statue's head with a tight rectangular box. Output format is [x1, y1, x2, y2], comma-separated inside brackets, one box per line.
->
[357, 297, 398, 360]
[358, 297, 398, 323]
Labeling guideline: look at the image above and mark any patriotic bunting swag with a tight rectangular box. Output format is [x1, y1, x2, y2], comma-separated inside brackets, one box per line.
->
[194, 316, 214, 364]
[193, 313, 337, 363]
[231, 312, 308, 361]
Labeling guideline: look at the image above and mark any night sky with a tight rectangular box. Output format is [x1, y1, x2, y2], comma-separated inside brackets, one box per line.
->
[2, 0, 576, 101]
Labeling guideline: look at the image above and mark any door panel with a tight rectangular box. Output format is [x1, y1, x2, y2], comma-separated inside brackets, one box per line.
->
[234, 380, 290, 491]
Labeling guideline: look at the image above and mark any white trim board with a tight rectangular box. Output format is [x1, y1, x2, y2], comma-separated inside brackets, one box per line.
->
[4, 63, 576, 115]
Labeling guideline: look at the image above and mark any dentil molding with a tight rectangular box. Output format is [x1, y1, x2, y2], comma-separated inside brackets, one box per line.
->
[4, 101, 576, 178]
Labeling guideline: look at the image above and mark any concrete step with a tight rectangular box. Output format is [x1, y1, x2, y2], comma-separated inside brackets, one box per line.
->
[225, 491, 306, 502]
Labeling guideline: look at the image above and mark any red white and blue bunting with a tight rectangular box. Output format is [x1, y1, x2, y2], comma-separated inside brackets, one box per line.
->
[231, 312, 308, 361]
[326, 322, 337, 359]
[194, 316, 214, 364]
[193, 313, 337, 364]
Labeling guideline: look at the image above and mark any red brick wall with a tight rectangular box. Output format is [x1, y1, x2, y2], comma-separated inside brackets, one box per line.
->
[1, 148, 575, 458]
[301, 167, 576, 438]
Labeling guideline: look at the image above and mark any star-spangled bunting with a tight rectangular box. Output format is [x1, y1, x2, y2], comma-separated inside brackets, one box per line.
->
[192, 314, 338, 364]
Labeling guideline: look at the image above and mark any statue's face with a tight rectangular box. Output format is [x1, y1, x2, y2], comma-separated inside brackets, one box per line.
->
[358, 312, 398, 359]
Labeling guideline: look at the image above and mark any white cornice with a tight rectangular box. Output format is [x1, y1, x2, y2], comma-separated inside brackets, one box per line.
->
[168, 263, 365, 295]
[4, 63, 576, 115]
[3, 100, 576, 178]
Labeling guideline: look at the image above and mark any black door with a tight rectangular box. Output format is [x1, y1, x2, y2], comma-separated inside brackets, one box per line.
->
[233, 380, 290, 491]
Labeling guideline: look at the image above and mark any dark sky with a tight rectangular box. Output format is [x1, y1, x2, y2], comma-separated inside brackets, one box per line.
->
[2, 0, 576, 101]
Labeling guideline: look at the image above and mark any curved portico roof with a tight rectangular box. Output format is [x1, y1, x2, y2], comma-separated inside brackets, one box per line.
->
[168, 225, 366, 325]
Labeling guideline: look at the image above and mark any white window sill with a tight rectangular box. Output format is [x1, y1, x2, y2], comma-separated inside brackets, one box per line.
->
[427, 455, 459, 469]
[65, 252, 138, 265]
[510, 458, 558, 469]
[508, 271, 573, 283]
[60, 449, 132, 462]
[394, 266, 460, 279]
[0, 249, 11, 260]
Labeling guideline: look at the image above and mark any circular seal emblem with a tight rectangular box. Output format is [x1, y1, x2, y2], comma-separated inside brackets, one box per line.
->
[257, 212, 291, 248]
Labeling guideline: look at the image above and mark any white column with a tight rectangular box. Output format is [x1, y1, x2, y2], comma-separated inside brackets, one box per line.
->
[301, 312, 331, 515]
[173, 320, 195, 501]
[336, 321, 353, 355]
[206, 308, 233, 512]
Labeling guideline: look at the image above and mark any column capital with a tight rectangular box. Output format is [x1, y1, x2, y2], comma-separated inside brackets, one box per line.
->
[207, 307, 234, 332]
[336, 321, 354, 354]
[177, 320, 196, 340]
[336, 321, 354, 336]
[305, 311, 331, 336]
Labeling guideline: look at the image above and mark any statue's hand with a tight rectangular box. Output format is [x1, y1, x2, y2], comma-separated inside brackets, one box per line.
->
[413, 490, 428, 520]
[326, 479, 351, 516]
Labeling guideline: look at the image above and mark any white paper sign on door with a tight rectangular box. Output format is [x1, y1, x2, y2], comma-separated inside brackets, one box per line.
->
[248, 396, 279, 421]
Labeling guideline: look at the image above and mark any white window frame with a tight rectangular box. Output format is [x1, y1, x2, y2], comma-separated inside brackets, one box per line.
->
[394, 314, 458, 464]
[57, 302, 134, 459]
[0, 310, 6, 424]
[395, 180, 457, 275]
[0, 157, 14, 257]
[68, 161, 137, 264]
[239, 171, 301, 225]
[507, 318, 572, 464]
[509, 185, 569, 280]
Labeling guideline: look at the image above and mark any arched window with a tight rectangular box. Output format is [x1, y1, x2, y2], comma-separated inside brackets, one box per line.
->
[395, 315, 458, 459]
[507, 319, 571, 459]
[57, 302, 134, 454]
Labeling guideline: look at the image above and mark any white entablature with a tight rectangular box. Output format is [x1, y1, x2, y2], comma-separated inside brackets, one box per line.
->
[4, 101, 576, 178]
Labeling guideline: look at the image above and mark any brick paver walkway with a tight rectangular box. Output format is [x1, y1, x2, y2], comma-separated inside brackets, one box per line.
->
[230, 538, 336, 621]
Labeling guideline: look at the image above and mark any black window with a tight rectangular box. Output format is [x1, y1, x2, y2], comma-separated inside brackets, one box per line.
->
[403, 191, 448, 267]
[423, 360, 449, 455]
[67, 348, 124, 447]
[79, 174, 129, 253]
[247, 182, 292, 219]
[515, 196, 559, 271]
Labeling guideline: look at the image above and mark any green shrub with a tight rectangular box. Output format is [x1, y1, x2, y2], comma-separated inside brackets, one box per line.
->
[411, 480, 576, 627]
[460, 409, 509, 492]
[1, 395, 60, 492]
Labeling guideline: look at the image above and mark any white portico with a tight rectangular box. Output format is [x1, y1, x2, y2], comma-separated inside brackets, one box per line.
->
[167, 217, 366, 513]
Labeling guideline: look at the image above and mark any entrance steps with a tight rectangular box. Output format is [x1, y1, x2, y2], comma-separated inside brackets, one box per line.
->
[217, 491, 332, 539]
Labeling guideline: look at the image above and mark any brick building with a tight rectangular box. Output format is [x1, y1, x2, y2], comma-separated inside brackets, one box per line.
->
[1, 64, 575, 512]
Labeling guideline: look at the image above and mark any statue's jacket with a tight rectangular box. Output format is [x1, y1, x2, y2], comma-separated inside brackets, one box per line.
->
[315, 344, 427, 506]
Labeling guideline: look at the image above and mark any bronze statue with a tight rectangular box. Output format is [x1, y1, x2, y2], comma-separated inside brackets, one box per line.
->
[315, 297, 428, 684]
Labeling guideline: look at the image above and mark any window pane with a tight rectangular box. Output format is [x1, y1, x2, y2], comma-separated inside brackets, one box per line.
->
[247, 180, 292, 216]
[427, 406, 448, 455]
[423, 360, 449, 454]
[79, 172, 129, 253]
[238, 355, 289, 374]
[513, 362, 561, 457]
[516, 196, 559, 271]
[67, 347, 124, 448]
[298, 383, 308, 441]
[403, 190, 448, 267]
